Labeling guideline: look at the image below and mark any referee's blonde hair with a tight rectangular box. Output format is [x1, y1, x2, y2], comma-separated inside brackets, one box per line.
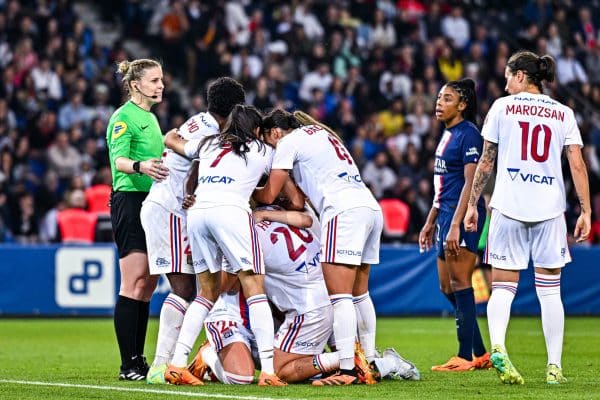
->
[117, 59, 162, 93]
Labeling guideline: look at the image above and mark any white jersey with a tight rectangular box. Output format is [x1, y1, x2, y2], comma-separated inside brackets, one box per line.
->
[184, 139, 273, 212]
[271, 125, 380, 224]
[482, 93, 582, 222]
[254, 206, 330, 315]
[144, 112, 219, 217]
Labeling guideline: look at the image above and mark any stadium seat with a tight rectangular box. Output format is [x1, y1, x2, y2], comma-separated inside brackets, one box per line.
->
[57, 208, 98, 244]
[379, 198, 410, 241]
[85, 184, 111, 214]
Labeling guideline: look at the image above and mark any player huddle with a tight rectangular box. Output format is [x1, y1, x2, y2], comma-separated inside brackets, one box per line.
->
[107, 49, 590, 388]
[137, 77, 418, 386]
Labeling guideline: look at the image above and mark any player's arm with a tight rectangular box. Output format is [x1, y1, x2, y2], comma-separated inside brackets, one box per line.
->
[464, 140, 497, 232]
[419, 206, 438, 252]
[253, 209, 312, 228]
[253, 169, 288, 204]
[164, 128, 188, 156]
[182, 159, 200, 210]
[566, 144, 591, 242]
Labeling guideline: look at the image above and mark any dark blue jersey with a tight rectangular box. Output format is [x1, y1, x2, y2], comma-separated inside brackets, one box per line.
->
[432, 120, 485, 213]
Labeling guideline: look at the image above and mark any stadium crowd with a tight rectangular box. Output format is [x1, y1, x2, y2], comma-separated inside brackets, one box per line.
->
[0, 0, 599, 244]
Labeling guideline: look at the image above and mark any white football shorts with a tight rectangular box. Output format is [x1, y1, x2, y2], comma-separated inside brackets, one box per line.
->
[140, 201, 194, 275]
[205, 319, 255, 353]
[485, 209, 571, 270]
[187, 205, 264, 275]
[321, 207, 383, 265]
[275, 305, 333, 355]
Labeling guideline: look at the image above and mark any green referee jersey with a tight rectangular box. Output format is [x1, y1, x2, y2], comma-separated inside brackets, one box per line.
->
[106, 101, 164, 192]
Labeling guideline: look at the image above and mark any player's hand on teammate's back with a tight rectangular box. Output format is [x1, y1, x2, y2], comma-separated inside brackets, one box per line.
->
[574, 212, 592, 243]
[140, 158, 169, 182]
[182, 194, 196, 210]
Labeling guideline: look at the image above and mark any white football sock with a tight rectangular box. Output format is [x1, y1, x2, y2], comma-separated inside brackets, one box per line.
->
[373, 356, 396, 377]
[247, 294, 275, 374]
[353, 292, 377, 362]
[535, 272, 563, 367]
[170, 295, 214, 367]
[313, 352, 340, 373]
[487, 282, 518, 349]
[152, 293, 189, 366]
[201, 344, 228, 383]
[330, 294, 356, 371]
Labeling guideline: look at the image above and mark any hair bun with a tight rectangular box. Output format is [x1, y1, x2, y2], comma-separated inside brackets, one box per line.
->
[460, 78, 476, 90]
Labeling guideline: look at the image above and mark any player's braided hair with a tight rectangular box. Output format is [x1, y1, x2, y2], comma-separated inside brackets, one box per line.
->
[507, 50, 556, 93]
[198, 104, 265, 164]
[446, 78, 478, 124]
[117, 59, 161, 93]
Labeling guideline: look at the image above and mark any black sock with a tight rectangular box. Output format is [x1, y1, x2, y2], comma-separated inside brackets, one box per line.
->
[114, 295, 140, 368]
[454, 287, 476, 361]
[136, 300, 150, 359]
[444, 291, 457, 308]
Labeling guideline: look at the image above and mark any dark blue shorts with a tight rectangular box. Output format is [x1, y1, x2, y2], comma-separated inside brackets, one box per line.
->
[435, 207, 484, 260]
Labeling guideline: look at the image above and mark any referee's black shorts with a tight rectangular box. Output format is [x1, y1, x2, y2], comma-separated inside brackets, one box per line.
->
[110, 191, 148, 258]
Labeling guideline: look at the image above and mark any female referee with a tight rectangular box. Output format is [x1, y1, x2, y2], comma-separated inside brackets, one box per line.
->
[106, 58, 169, 381]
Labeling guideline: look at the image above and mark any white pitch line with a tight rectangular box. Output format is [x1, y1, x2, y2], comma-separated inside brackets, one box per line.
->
[0, 379, 303, 400]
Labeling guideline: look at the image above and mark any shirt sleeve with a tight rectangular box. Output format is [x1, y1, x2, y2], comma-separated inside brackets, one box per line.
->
[462, 127, 484, 164]
[481, 99, 501, 144]
[271, 134, 297, 170]
[564, 108, 583, 147]
[108, 113, 133, 161]
[184, 139, 201, 158]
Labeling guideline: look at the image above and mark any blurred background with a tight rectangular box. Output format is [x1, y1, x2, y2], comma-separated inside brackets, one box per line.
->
[0, 0, 599, 246]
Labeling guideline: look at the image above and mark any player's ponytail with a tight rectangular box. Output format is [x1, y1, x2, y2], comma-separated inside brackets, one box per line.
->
[506, 50, 555, 92]
[218, 104, 265, 163]
[538, 55, 556, 83]
[293, 110, 343, 141]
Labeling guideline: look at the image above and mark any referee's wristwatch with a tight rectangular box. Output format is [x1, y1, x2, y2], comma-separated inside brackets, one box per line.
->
[132, 160, 142, 174]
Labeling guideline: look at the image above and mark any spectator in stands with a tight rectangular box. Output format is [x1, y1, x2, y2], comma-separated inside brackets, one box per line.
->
[47, 130, 82, 187]
[58, 92, 91, 130]
[362, 151, 397, 199]
[420, 78, 490, 372]
[56, 188, 96, 244]
[556, 45, 588, 89]
[11, 191, 38, 244]
[441, 6, 470, 50]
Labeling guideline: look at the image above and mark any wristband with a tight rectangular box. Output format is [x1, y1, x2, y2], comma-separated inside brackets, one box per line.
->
[132, 160, 141, 174]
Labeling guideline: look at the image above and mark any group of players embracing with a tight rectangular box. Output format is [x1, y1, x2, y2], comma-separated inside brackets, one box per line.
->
[140, 77, 420, 387]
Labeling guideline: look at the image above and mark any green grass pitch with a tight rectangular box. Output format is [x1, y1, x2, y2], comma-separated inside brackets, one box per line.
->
[1, 317, 599, 399]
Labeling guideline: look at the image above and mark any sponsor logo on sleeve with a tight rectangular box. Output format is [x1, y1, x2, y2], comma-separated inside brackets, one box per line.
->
[112, 121, 128, 139]
[465, 147, 479, 157]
